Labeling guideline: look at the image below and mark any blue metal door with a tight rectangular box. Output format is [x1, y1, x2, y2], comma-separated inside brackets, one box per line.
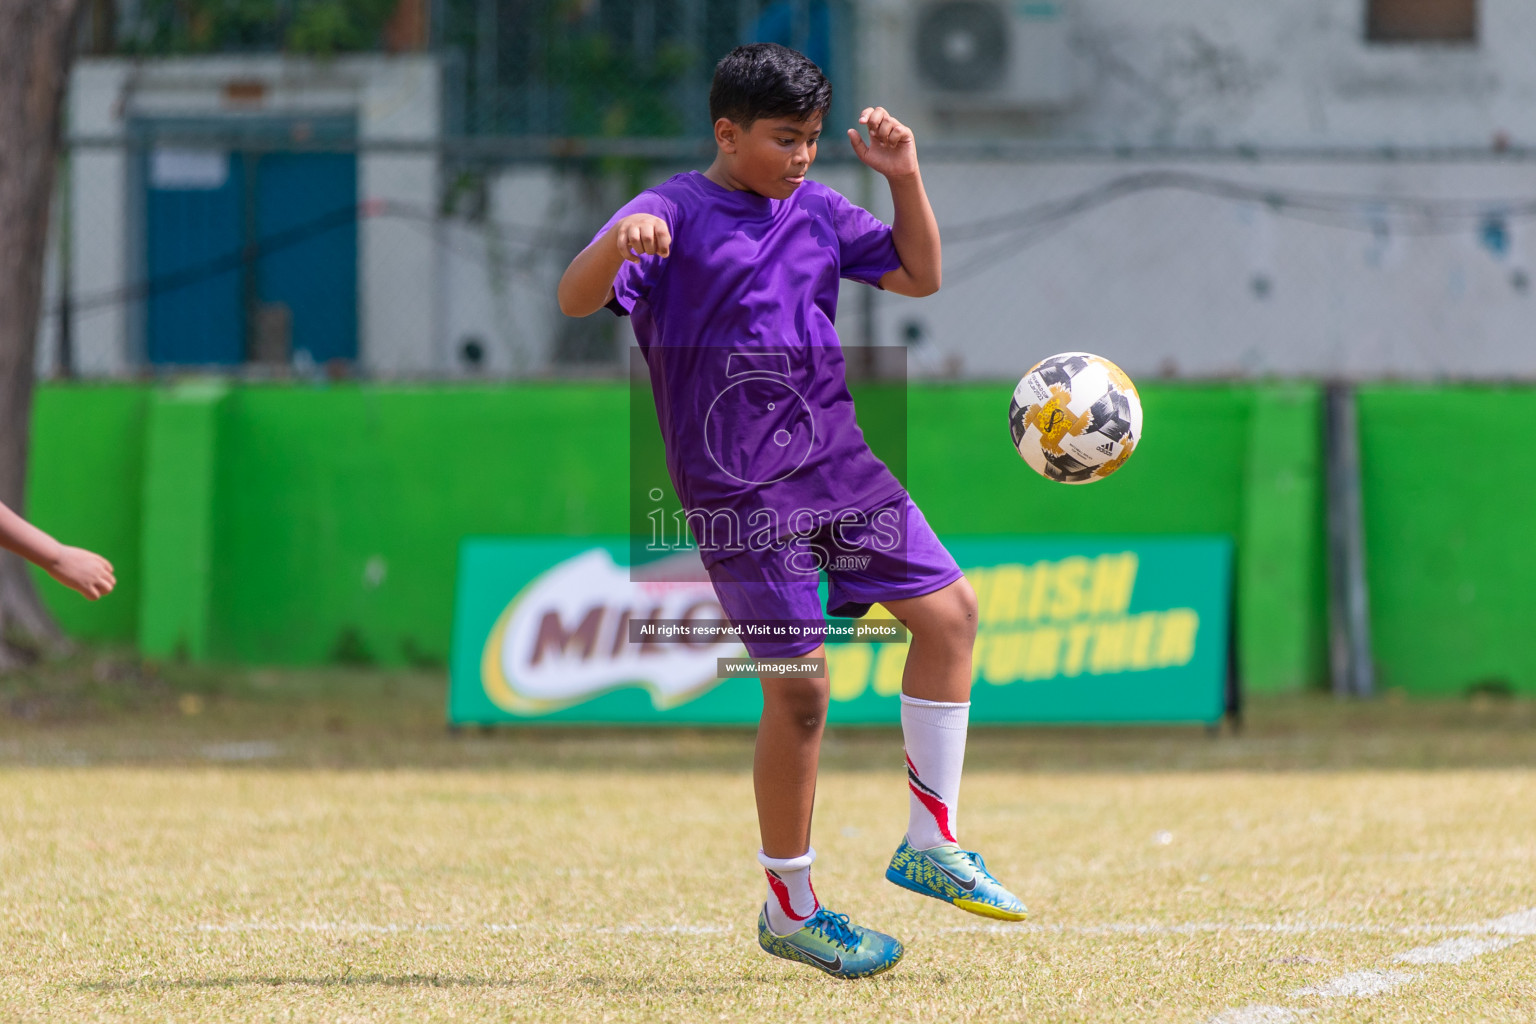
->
[141, 118, 358, 367]
[255, 151, 359, 364]
[145, 147, 246, 365]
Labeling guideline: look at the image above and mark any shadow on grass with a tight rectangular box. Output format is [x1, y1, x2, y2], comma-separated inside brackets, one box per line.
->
[79, 972, 755, 995]
[80, 972, 525, 992]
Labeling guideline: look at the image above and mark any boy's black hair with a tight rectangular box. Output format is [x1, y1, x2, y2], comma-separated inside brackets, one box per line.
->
[709, 43, 832, 128]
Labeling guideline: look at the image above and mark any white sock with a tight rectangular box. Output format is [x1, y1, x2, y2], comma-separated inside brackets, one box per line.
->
[901, 694, 971, 850]
[758, 847, 818, 936]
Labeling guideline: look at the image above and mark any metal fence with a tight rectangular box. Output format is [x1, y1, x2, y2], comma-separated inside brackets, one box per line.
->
[438, 0, 860, 137]
[43, 127, 1536, 382]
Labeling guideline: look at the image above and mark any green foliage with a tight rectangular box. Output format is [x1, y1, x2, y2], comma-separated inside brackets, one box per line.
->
[538, 16, 696, 187]
[121, 0, 398, 56]
[543, 33, 694, 139]
[285, 0, 399, 55]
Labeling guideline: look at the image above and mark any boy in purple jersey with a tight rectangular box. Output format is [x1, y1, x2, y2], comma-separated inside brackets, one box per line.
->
[559, 43, 1026, 979]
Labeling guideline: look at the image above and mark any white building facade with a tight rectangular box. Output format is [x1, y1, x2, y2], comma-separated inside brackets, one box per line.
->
[54, 55, 440, 377]
[48, 1, 1536, 380]
[857, 0, 1536, 380]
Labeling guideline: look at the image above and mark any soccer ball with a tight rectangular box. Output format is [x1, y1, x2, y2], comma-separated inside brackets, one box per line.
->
[1008, 352, 1142, 484]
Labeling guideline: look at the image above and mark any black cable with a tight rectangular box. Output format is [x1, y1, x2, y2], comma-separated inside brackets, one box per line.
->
[51, 171, 1536, 318]
[66, 203, 364, 318]
[944, 169, 1536, 244]
[56, 200, 574, 320]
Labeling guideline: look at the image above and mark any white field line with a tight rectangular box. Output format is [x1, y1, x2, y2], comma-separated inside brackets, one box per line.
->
[1204, 907, 1535, 1024]
[1292, 969, 1418, 998]
[1480, 907, 1536, 934]
[1393, 936, 1522, 965]
[1207, 1007, 1308, 1024]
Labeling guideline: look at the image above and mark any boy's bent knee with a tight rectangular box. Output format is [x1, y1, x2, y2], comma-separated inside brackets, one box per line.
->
[908, 577, 979, 646]
[951, 576, 979, 627]
[762, 675, 830, 728]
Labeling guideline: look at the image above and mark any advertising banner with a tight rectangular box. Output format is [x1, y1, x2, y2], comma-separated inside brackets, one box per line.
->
[447, 536, 1233, 726]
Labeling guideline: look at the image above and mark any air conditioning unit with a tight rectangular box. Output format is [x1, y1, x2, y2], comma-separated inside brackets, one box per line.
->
[913, 0, 1075, 110]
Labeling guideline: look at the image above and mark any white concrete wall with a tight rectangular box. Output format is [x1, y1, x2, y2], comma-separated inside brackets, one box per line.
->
[62, 55, 439, 376]
[865, 157, 1536, 380]
[460, 0, 1536, 382]
[456, 152, 1536, 383]
[864, 0, 1536, 148]
[67, 62, 133, 377]
[358, 59, 440, 374]
[847, 0, 1536, 380]
[441, 166, 614, 377]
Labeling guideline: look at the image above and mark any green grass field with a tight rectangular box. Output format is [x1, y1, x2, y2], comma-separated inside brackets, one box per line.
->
[2, 658, 1535, 1022]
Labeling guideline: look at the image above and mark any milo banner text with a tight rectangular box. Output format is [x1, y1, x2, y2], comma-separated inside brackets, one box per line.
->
[447, 536, 1233, 726]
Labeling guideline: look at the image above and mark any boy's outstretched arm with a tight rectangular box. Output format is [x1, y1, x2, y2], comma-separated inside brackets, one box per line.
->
[557, 214, 672, 317]
[848, 107, 941, 297]
[0, 501, 115, 600]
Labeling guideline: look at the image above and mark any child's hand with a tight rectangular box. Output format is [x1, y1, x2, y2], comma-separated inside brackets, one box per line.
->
[48, 546, 115, 601]
[847, 107, 918, 180]
[613, 214, 672, 263]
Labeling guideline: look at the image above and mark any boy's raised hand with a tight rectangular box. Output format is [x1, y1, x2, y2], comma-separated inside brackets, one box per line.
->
[613, 213, 672, 263]
[848, 107, 918, 179]
[47, 545, 115, 601]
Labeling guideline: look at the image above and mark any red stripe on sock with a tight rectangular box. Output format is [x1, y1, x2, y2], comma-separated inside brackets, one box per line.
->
[908, 779, 957, 844]
[765, 870, 812, 922]
[906, 753, 957, 843]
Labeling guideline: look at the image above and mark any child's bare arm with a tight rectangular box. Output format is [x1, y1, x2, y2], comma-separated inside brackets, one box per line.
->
[0, 501, 115, 601]
[847, 107, 941, 297]
[557, 214, 673, 317]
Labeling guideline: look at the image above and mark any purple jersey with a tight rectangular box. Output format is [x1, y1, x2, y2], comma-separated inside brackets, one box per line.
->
[600, 171, 906, 567]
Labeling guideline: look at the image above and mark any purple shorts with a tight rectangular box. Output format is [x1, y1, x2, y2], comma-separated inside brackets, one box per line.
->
[706, 494, 964, 659]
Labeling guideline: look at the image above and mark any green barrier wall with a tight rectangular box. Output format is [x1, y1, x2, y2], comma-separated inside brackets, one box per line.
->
[206, 385, 631, 666]
[1358, 387, 1536, 696]
[25, 381, 1329, 692]
[26, 385, 149, 644]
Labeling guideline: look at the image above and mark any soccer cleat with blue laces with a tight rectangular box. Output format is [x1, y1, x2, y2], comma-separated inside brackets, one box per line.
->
[885, 838, 1028, 921]
[757, 906, 905, 979]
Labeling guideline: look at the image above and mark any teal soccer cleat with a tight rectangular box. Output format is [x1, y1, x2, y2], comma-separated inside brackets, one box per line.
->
[757, 906, 905, 979]
[885, 838, 1029, 921]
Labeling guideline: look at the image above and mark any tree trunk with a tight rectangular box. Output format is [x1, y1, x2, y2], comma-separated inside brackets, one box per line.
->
[0, 0, 87, 665]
